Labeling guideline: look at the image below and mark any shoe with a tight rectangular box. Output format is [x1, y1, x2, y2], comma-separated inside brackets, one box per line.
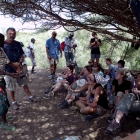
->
[48, 75, 53, 80]
[29, 79, 32, 82]
[59, 100, 65, 107]
[12, 102, 19, 110]
[108, 116, 114, 123]
[29, 96, 38, 102]
[84, 114, 99, 121]
[43, 91, 54, 98]
[106, 120, 121, 135]
[0, 123, 16, 131]
[59, 100, 68, 109]
[31, 71, 36, 74]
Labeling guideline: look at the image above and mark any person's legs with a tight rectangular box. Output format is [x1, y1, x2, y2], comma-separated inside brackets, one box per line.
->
[23, 85, 38, 102]
[114, 92, 124, 107]
[52, 82, 62, 92]
[1, 115, 7, 123]
[65, 92, 72, 100]
[70, 52, 75, 63]
[91, 54, 95, 63]
[64, 52, 69, 66]
[53, 59, 58, 75]
[50, 64, 54, 74]
[23, 64, 32, 82]
[80, 106, 96, 114]
[23, 85, 32, 96]
[95, 54, 100, 63]
[4, 75, 18, 110]
[65, 82, 77, 100]
[30, 56, 36, 73]
[107, 93, 137, 134]
[75, 100, 87, 108]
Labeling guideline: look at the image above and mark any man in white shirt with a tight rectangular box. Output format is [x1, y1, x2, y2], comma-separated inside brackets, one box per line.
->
[28, 38, 36, 74]
[64, 32, 77, 66]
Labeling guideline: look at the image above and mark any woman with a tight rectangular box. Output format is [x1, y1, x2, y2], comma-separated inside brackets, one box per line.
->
[59, 65, 92, 109]
[0, 33, 16, 130]
[111, 69, 131, 107]
[44, 65, 77, 97]
[76, 74, 108, 121]
[107, 69, 131, 122]
[107, 74, 140, 135]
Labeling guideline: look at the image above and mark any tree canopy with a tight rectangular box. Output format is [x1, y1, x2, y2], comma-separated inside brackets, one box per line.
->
[0, 0, 140, 43]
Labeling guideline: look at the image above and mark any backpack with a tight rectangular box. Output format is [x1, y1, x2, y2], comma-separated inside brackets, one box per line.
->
[61, 41, 65, 51]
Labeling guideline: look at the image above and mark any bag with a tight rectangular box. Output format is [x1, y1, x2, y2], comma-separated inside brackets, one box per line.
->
[61, 41, 65, 51]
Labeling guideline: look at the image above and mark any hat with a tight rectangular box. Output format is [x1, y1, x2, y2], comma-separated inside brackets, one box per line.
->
[76, 79, 87, 87]
[65, 136, 80, 140]
[69, 32, 74, 36]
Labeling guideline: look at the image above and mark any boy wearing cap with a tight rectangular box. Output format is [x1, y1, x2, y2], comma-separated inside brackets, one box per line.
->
[64, 32, 77, 66]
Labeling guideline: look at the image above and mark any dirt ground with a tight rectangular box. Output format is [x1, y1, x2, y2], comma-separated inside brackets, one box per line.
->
[0, 68, 139, 140]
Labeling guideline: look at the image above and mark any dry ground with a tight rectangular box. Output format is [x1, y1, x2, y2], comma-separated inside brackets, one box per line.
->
[0, 68, 139, 140]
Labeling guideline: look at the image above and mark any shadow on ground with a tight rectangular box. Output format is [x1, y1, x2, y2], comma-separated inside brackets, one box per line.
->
[0, 68, 138, 140]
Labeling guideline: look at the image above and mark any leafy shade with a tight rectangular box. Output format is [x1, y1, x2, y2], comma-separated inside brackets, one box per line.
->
[0, 0, 140, 43]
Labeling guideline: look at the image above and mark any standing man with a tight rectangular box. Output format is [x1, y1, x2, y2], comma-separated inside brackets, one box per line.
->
[28, 38, 36, 74]
[46, 31, 62, 79]
[64, 32, 77, 66]
[3, 27, 37, 110]
[90, 32, 102, 63]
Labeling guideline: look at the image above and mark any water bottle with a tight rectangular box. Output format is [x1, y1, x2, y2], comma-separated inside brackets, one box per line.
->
[89, 95, 94, 103]
[109, 92, 113, 105]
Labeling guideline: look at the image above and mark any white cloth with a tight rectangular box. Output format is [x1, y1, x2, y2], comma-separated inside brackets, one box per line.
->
[94, 74, 110, 87]
[28, 42, 35, 52]
[56, 76, 63, 83]
[28, 42, 35, 58]
[64, 36, 76, 52]
[76, 79, 87, 87]
[22, 47, 31, 57]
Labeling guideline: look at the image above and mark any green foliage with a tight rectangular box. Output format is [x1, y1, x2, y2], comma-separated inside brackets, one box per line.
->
[15, 30, 140, 70]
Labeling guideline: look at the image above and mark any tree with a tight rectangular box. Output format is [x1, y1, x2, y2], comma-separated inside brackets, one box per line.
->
[0, 0, 140, 43]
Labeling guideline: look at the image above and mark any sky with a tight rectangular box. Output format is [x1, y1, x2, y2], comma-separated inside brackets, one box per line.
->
[0, 15, 65, 34]
[0, 15, 34, 33]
